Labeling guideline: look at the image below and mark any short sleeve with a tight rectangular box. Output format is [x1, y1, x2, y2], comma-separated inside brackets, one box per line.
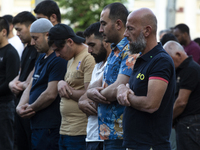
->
[149, 56, 174, 83]
[179, 67, 198, 91]
[48, 58, 68, 82]
[119, 50, 133, 77]
[82, 54, 95, 83]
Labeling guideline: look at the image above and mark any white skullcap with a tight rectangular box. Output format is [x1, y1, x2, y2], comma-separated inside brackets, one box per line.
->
[30, 18, 53, 33]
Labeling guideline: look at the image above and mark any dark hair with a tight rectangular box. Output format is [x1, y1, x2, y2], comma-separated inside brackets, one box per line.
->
[194, 38, 200, 46]
[76, 31, 84, 38]
[48, 39, 66, 50]
[103, 2, 129, 26]
[34, 0, 61, 23]
[3, 15, 13, 24]
[83, 22, 102, 40]
[174, 23, 190, 35]
[13, 11, 36, 26]
[160, 33, 178, 46]
[0, 17, 9, 36]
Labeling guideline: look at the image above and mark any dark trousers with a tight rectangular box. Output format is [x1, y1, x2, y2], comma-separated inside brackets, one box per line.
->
[86, 141, 103, 150]
[0, 100, 15, 150]
[14, 114, 32, 150]
[175, 114, 200, 150]
[59, 134, 86, 150]
[32, 128, 60, 150]
[103, 139, 126, 150]
[14, 97, 32, 150]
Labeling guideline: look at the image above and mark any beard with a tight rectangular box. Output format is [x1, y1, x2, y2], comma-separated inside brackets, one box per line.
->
[91, 43, 107, 63]
[129, 31, 147, 54]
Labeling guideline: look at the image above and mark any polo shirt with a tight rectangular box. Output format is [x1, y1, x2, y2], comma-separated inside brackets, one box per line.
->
[123, 43, 176, 150]
[29, 52, 67, 129]
[175, 56, 200, 119]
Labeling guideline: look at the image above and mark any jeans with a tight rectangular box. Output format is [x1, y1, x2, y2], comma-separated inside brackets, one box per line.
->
[175, 114, 200, 150]
[31, 128, 60, 150]
[59, 134, 86, 150]
[103, 139, 126, 150]
[86, 142, 103, 150]
[0, 100, 15, 150]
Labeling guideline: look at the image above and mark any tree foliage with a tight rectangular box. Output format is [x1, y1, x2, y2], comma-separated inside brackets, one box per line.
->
[55, 0, 127, 32]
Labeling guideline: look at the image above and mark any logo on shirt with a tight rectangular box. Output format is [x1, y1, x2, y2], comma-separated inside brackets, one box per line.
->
[33, 74, 40, 80]
[0, 57, 3, 62]
[177, 76, 180, 83]
[137, 73, 145, 80]
[76, 61, 81, 70]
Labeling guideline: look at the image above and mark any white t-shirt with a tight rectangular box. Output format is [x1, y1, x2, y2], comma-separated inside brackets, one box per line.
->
[86, 61, 107, 142]
[8, 36, 24, 60]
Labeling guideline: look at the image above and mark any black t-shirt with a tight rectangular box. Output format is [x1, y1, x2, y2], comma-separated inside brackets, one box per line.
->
[0, 44, 20, 98]
[175, 56, 200, 119]
[19, 45, 38, 82]
[123, 43, 176, 150]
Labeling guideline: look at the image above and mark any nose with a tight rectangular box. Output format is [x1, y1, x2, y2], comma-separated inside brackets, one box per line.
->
[99, 24, 103, 33]
[31, 38, 35, 45]
[123, 29, 128, 38]
[88, 46, 93, 53]
[16, 31, 20, 36]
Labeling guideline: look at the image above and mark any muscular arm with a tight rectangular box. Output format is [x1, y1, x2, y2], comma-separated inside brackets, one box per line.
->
[100, 74, 130, 102]
[128, 79, 168, 113]
[28, 81, 59, 112]
[173, 89, 191, 120]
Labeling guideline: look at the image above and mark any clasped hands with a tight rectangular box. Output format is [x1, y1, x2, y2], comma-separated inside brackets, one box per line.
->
[16, 103, 35, 118]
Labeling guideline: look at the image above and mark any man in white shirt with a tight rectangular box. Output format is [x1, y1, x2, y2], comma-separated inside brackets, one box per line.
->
[78, 22, 111, 150]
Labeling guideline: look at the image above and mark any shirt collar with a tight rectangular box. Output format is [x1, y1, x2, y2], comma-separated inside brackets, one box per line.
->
[177, 56, 192, 69]
[138, 42, 163, 62]
[110, 37, 129, 51]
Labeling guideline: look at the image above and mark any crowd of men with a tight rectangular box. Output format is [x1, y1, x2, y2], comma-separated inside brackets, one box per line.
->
[0, 0, 200, 150]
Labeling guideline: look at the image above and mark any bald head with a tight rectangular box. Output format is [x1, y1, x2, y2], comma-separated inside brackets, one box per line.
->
[164, 41, 188, 68]
[164, 41, 185, 56]
[129, 8, 157, 34]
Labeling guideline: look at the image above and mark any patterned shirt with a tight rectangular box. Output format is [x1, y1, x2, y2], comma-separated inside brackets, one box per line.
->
[98, 37, 139, 140]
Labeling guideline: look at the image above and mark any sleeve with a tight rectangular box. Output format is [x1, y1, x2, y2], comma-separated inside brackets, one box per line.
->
[48, 58, 68, 82]
[0, 48, 20, 96]
[148, 56, 174, 84]
[179, 67, 198, 91]
[119, 49, 134, 77]
[82, 54, 95, 83]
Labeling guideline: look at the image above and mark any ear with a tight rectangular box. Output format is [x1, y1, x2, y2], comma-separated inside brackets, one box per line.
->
[143, 25, 152, 37]
[115, 19, 123, 30]
[49, 14, 57, 26]
[2, 28, 8, 36]
[9, 24, 13, 31]
[66, 38, 74, 46]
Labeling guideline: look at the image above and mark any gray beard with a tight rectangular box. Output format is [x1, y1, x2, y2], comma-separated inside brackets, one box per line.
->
[129, 32, 147, 54]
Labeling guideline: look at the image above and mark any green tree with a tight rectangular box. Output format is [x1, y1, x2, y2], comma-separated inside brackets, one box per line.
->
[55, 0, 127, 32]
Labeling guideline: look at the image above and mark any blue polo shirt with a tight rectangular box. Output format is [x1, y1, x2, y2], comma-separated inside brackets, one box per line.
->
[29, 52, 67, 129]
[123, 43, 176, 150]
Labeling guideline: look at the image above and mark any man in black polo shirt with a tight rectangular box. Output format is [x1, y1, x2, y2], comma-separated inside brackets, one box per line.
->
[164, 41, 200, 150]
[116, 8, 176, 150]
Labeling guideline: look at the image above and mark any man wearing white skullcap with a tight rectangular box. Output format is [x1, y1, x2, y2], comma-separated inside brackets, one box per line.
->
[16, 18, 68, 150]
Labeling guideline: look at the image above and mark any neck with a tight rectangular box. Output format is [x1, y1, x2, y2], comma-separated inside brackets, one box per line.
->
[115, 29, 126, 44]
[8, 32, 14, 39]
[142, 36, 158, 55]
[185, 37, 191, 46]
[74, 43, 87, 57]
[45, 49, 53, 57]
[0, 38, 9, 48]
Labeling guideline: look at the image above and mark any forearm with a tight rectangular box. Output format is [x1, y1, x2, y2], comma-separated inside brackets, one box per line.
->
[173, 102, 186, 120]
[28, 91, 57, 112]
[128, 94, 158, 113]
[70, 89, 87, 102]
[100, 85, 117, 102]
[17, 81, 32, 107]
